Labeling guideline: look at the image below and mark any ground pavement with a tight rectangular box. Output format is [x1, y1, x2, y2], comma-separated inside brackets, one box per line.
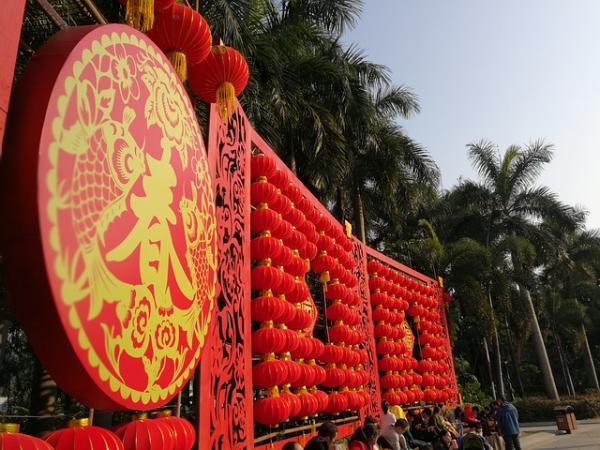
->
[520, 419, 600, 450]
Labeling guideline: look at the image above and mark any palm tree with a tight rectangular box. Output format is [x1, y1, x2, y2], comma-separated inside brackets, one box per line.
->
[541, 228, 600, 392]
[448, 139, 581, 399]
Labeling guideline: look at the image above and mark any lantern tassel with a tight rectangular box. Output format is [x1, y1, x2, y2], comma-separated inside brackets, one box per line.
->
[125, 0, 155, 32]
[168, 50, 187, 82]
[216, 81, 236, 122]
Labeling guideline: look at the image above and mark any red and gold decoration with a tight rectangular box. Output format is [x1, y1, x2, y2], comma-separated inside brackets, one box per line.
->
[0, 424, 54, 450]
[44, 418, 123, 450]
[1, 25, 217, 410]
[146, 3, 212, 81]
[188, 45, 250, 121]
[120, 0, 175, 32]
[0, 7, 460, 448]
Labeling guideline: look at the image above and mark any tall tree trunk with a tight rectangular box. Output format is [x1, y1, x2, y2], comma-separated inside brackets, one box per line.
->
[483, 337, 497, 399]
[504, 317, 525, 397]
[487, 288, 505, 398]
[522, 287, 559, 400]
[354, 190, 366, 243]
[29, 362, 58, 436]
[554, 332, 573, 396]
[581, 323, 600, 392]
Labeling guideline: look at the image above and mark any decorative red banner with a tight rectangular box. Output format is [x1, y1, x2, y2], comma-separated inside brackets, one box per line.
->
[1, 24, 217, 410]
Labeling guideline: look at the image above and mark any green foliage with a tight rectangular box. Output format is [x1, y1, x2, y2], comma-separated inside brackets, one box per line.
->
[514, 395, 600, 422]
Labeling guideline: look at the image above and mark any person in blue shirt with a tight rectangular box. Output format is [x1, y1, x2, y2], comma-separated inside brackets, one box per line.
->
[494, 396, 521, 450]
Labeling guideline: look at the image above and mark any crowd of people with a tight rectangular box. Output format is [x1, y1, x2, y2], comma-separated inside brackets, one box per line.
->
[281, 396, 520, 450]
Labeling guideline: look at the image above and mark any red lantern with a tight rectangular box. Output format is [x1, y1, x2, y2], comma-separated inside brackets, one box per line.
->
[290, 337, 314, 360]
[253, 358, 289, 388]
[251, 154, 277, 180]
[146, 4, 212, 81]
[1, 423, 54, 450]
[121, 0, 175, 32]
[311, 364, 327, 386]
[312, 390, 329, 413]
[309, 338, 325, 360]
[423, 389, 436, 403]
[287, 307, 311, 331]
[251, 235, 282, 262]
[188, 45, 250, 121]
[372, 307, 390, 322]
[323, 366, 346, 388]
[252, 326, 287, 354]
[251, 207, 280, 233]
[251, 264, 282, 292]
[114, 416, 174, 450]
[270, 169, 289, 190]
[326, 302, 350, 323]
[154, 414, 195, 450]
[319, 344, 343, 364]
[251, 295, 287, 323]
[328, 324, 349, 343]
[280, 387, 301, 418]
[325, 391, 348, 414]
[46, 418, 122, 450]
[254, 389, 290, 426]
[376, 340, 395, 355]
[296, 391, 319, 418]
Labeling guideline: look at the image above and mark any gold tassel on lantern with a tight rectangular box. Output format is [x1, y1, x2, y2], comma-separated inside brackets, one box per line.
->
[125, 0, 155, 32]
[168, 51, 187, 82]
[216, 81, 236, 122]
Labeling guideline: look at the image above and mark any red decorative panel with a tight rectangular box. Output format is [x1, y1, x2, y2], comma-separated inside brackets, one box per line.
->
[352, 239, 382, 419]
[199, 103, 254, 449]
[2, 25, 216, 410]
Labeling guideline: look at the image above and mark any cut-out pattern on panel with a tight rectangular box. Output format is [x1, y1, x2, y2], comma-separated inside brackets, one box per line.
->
[200, 104, 253, 450]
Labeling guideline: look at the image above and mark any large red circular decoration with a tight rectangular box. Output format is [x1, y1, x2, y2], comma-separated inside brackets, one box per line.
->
[1, 25, 217, 410]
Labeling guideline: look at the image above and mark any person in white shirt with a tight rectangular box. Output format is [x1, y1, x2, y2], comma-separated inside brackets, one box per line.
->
[381, 401, 397, 430]
[381, 418, 410, 450]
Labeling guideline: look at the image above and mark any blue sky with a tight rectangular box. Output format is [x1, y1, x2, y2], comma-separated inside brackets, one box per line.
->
[346, 1, 600, 229]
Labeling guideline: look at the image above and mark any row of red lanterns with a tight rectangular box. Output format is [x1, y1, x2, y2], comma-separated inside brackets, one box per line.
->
[367, 260, 429, 408]
[1, 414, 195, 450]
[367, 260, 459, 405]
[250, 153, 368, 425]
[367, 261, 437, 296]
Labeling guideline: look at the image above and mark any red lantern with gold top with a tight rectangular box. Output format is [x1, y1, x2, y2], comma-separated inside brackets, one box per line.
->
[295, 391, 319, 418]
[154, 413, 195, 450]
[280, 387, 302, 418]
[253, 357, 289, 388]
[325, 392, 348, 415]
[1, 423, 54, 450]
[114, 416, 174, 450]
[251, 295, 287, 323]
[254, 387, 290, 426]
[251, 264, 282, 292]
[189, 45, 250, 121]
[146, 4, 212, 81]
[252, 325, 287, 354]
[45, 419, 122, 450]
[120, 0, 175, 32]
